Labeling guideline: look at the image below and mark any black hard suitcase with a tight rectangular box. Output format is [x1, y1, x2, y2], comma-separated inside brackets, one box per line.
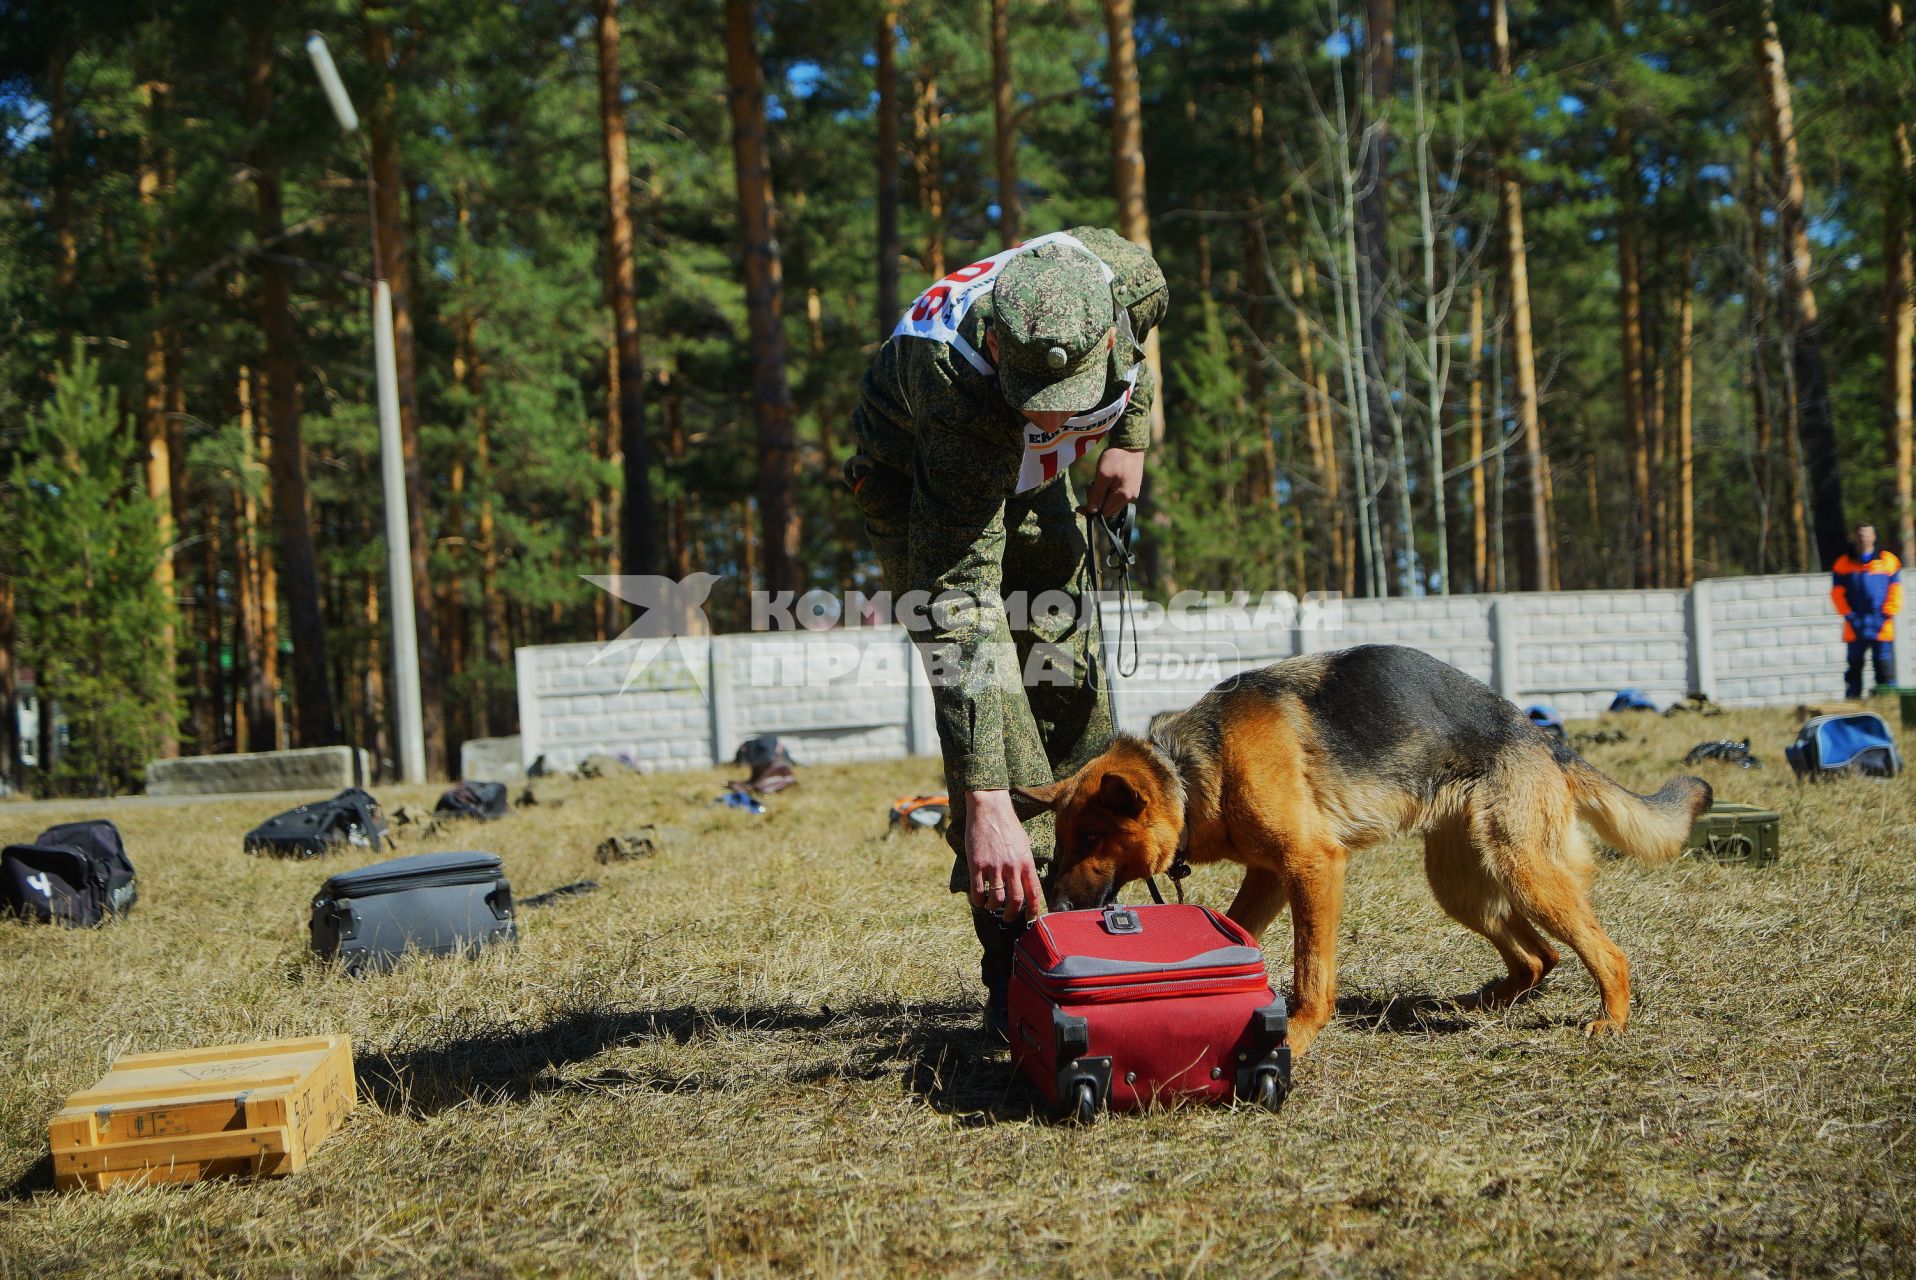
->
[247, 788, 391, 858]
[1, 820, 137, 926]
[308, 851, 516, 974]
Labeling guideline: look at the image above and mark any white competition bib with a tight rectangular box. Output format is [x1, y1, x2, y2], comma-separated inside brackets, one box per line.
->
[893, 232, 1140, 493]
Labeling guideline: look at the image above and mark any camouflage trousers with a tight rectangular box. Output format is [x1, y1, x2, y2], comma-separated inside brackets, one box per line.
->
[846, 457, 1115, 993]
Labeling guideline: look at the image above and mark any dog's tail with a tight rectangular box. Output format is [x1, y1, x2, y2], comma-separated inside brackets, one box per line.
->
[1565, 760, 1713, 865]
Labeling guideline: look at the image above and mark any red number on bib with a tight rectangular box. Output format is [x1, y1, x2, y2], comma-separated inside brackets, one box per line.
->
[943, 258, 994, 284]
[910, 285, 952, 322]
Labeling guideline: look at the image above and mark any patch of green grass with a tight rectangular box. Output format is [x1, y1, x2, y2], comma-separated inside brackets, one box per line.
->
[1, 704, 1912, 1277]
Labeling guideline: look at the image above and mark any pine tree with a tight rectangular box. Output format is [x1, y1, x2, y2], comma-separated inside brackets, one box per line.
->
[9, 350, 181, 794]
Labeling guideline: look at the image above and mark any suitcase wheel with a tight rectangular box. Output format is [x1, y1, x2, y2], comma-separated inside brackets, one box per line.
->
[1068, 1080, 1100, 1126]
[1249, 1068, 1287, 1112]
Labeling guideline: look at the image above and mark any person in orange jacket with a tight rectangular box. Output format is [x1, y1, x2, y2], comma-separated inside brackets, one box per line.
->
[1831, 522, 1902, 698]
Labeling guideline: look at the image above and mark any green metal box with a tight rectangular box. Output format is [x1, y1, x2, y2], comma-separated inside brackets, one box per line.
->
[1683, 802, 1780, 866]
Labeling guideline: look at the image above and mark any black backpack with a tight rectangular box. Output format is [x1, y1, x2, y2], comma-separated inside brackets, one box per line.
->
[245, 788, 391, 858]
[1, 820, 137, 926]
[435, 781, 509, 822]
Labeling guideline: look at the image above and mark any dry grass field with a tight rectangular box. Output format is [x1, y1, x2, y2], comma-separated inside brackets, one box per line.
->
[2, 701, 1913, 1278]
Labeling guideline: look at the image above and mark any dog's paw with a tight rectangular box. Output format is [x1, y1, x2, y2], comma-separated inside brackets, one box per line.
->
[1581, 1016, 1626, 1037]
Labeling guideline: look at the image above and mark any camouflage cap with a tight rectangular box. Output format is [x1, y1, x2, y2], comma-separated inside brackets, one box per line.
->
[992, 241, 1117, 414]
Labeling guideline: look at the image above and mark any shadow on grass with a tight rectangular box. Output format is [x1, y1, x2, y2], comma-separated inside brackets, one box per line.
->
[1335, 990, 1476, 1036]
[2, 1152, 53, 1201]
[1334, 985, 1588, 1036]
[354, 998, 1043, 1124]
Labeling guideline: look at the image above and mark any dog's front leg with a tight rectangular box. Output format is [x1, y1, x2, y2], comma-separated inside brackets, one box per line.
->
[1284, 845, 1348, 1057]
[1224, 866, 1288, 940]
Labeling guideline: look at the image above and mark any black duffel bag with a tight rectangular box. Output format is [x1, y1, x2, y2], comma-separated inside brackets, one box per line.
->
[309, 850, 516, 974]
[245, 787, 391, 858]
[435, 781, 509, 822]
[1, 820, 137, 926]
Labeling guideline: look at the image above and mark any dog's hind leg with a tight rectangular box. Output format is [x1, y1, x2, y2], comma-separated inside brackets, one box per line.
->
[1224, 867, 1288, 940]
[1480, 791, 1632, 1035]
[1424, 816, 1557, 1008]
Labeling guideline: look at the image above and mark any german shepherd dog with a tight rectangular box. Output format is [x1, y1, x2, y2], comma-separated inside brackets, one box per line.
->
[1013, 645, 1712, 1057]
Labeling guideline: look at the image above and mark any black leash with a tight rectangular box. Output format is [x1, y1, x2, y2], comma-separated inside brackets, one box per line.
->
[1084, 502, 1140, 679]
[1141, 856, 1191, 906]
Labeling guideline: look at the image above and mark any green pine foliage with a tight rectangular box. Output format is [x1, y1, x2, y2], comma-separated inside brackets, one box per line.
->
[0, 0, 1909, 770]
[8, 350, 182, 794]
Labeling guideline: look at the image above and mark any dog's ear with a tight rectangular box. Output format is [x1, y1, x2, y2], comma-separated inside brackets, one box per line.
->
[1094, 770, 1145, 819]
[1010, 778, 1068, 815]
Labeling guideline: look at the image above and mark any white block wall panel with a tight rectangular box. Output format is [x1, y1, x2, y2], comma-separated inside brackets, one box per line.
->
[1333, 595, 1497, 685]
[1509, 589, 1691, 719]
[1709, 573, 1848, 706]
[513, 574, 1859, 770]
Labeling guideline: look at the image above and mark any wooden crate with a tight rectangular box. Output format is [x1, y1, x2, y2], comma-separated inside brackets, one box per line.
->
[49, 1034, 355, 1192]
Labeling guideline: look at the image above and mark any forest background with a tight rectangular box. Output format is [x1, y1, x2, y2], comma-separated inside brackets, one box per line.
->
[0, 0, 1910, 791]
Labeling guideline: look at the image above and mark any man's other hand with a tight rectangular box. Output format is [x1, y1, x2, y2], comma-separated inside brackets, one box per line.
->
[964, 789, 1043, 923]
[1085, 446, 1145, 516]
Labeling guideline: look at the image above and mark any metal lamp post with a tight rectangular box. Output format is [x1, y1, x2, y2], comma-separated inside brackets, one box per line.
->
[305, 33, 428, 785]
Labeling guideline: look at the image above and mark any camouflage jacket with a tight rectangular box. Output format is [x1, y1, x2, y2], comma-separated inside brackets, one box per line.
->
[849, 226, 1168, 792]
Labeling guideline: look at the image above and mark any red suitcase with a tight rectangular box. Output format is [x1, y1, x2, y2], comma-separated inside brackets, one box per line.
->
[1009, 901, 1291, 1122]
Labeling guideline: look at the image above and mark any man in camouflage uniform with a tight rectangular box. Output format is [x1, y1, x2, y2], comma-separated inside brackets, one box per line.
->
[843, 227, 1168, 1037]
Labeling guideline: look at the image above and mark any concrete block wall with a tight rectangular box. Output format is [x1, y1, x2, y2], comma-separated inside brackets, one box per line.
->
[515, 573, 1856, 775]
[1509, 589, 1692, 720]
[515, 639, 714, 776]
[1337, 595, 1497, 686]
[1099, 600, 1298, 733]
[1705, 573, 1848, 706]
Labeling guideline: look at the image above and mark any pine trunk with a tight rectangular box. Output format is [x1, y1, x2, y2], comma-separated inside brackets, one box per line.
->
[476, 397, 512, 738]
[248, 25, 336, 746]
[249, 366, 283, 750]
[726, 0, 802, 596]
[876, 1, 901, 337]
[1647, 314, 1668, 587]
[137, 83, 178, 754]
[1886, 0, 1914, 566]
[913, 76, 945, 278]
[664, 363, 690, 579]
[1492, 0, 1552, 591]
[199, 497, 224, 750]
[1612, 4, 1653, 589]
[1469, 278, 1488, 593]
[1358, 0, 1402, 591]
[1748, 142, 1776, 574]
[362, 574, 388, 776]
[991, 0, 1019, 247]
[596, 0, 656, 582]
[1756, 2, 1848, 569]
[1103, 0, 1171, 593]
[364, 13, 444, 776]
[1677, 249, 1696, 586]
[49, 47, 76, 307]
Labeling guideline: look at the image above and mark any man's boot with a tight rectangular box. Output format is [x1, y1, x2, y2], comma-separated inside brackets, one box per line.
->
[974, 906, 1027, 1043]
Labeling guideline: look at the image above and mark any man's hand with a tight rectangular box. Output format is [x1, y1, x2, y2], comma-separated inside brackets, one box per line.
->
[964, 789, 1044, 923]
[1085, 446, 1145, 517]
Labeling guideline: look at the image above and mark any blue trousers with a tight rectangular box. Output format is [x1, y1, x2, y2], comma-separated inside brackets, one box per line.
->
[1846, 639, 1895, 699]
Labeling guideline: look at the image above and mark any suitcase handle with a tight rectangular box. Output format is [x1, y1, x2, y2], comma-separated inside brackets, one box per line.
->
[1706, 833, 1754, 861]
